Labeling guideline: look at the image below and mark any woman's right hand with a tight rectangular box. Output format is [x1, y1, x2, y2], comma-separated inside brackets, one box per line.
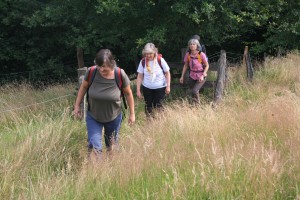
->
[179, 77, 184, 84]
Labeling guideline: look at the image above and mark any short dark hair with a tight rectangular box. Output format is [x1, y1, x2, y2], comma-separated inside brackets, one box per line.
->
[95, 49, 116, 69]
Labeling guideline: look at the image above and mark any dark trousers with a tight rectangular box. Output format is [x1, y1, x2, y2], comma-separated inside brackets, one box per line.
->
[142, 85, 166, 115]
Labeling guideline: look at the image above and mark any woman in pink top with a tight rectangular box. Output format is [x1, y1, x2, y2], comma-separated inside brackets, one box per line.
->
[179, 39, 209, 104]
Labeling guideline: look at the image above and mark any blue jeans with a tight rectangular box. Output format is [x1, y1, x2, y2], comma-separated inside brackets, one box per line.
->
[86, 112, 122, 152]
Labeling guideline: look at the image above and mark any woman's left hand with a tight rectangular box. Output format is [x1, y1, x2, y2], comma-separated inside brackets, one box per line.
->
[199, 76, 204, 82]
[199, 74, 207, 82]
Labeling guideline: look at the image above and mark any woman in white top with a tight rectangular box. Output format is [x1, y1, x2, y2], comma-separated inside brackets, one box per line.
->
[136, 43, 171, 116]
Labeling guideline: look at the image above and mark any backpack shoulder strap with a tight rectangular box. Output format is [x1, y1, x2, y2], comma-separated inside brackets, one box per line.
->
[142, 55, 163, 72]
[88, 66, 97, 88]
[157, 54, 163, 70]
[142, 55, 162, 68]
[197, 53, 202, 64]
[187, 52, 203, 64]
[114, 66, 123, 90]
[86, 66, 97, 111]
[114, 67, 127, 110]
[141, 58, 146, 68]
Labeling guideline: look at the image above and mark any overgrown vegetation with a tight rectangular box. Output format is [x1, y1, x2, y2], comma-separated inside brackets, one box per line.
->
[0, 53, 300, 199]
[1, 0, 299, 79]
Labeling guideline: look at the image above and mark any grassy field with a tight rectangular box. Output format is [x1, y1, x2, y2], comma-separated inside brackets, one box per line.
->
[0, 53, 300, 199]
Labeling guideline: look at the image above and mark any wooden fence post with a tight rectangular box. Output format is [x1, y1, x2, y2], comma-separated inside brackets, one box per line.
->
[77, 48, 85, 68]
[181, 48, 187, 62]
[213, 50, 226, 105]
[181, 48, 190, 84]
[277, 46, 282, 57]
[246, 52, 254, 81]
[77, 67, 87, 121]
[243, 46, 254, 80]
[243, 46, 248, 68]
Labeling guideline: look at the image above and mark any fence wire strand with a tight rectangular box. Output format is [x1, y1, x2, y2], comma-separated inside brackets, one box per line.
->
[0, 93, 73, 114]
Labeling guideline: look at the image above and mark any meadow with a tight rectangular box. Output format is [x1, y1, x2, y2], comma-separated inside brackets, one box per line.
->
[0, 53, 300, 199]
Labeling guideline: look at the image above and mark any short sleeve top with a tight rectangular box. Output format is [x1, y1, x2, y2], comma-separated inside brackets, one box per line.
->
[137, 57, 170, 89]
[184, 52, 207, 80]
[84, 67, 130, 123]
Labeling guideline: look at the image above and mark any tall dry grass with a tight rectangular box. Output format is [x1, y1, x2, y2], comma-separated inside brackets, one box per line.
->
[0, 83, 86, 199]
[1, 53, 300, 199]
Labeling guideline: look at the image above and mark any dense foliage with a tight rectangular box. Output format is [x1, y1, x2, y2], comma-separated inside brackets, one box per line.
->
[0, 0, 299, 81]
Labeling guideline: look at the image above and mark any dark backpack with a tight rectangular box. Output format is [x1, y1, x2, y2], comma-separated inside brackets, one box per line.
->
[201, 44, 206, 55]
[86, 66, 127, 110]
[141, 53, 164, 71]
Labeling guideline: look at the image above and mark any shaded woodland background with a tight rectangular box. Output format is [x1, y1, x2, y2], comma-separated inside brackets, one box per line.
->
[0, 0, 299, 83]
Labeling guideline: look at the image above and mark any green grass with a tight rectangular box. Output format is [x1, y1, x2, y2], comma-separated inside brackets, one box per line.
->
[1, 53, 300, 199]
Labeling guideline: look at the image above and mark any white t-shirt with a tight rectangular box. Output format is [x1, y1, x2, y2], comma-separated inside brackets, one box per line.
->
[137, 57, 170, 89]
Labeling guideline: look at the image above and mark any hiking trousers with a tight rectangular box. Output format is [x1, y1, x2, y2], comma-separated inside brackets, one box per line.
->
[86, 111, 122, 152]
[142, 85, 166, 115]
[188, 78, 206, 103]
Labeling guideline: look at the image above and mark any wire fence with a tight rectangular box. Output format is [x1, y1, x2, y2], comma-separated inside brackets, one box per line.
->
[1, 51, 245, 79]
[0, 64, 79, 85]
[0, 68, 49, 77]
[0, 49, 253, 116]
[0, 93, 73, 114]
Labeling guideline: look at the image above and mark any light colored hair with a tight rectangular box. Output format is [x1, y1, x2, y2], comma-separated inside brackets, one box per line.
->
[188, 39, 201, 51]
[142, 43, 158, 57]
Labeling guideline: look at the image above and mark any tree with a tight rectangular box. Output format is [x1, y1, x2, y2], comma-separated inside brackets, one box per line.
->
[0, 0, 299, 82]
